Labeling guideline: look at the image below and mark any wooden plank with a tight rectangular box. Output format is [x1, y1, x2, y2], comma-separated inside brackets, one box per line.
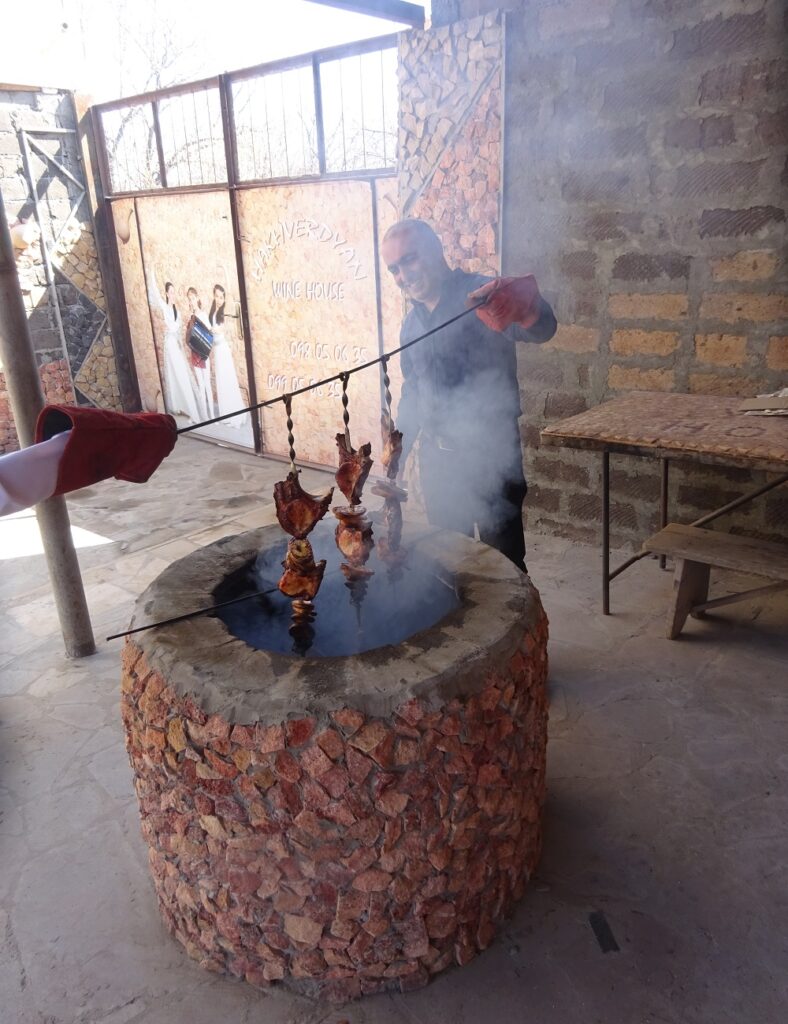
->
[643, 524, 788, 581]
[738, 396, 788, 412]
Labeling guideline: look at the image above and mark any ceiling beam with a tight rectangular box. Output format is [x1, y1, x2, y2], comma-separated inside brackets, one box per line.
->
[305, 1, 425, 29]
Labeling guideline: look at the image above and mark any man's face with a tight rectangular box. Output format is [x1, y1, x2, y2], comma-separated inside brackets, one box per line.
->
[382, 228, 445, 306]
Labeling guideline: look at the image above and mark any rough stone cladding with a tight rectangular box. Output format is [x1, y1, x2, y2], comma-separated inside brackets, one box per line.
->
[121, 614, 548, 1002]
[0, 87, 121, 453]
[433, 0, 788, 548]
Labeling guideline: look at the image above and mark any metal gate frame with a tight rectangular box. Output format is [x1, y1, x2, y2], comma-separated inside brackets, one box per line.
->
[18, 125, 111, 402]
[89, 34, 401, 456]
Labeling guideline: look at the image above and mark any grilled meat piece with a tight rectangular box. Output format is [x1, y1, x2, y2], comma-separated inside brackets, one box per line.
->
[274, 470, 333, 539]
[335, 433, 373, 506]
[380, 416, 403, 480]
[335, 519, 374, 564]
[371, 479, 408, 502]
[278, 538, 326, 600]
[382, 496, 403, 542]
[377, 535, 408, 567]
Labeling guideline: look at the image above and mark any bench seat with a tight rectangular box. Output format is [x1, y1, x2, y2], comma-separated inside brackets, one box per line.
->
[642, 523, 788, 638]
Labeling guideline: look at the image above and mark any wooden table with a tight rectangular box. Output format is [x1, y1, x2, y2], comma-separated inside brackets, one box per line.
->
[540, 392, 788, 615]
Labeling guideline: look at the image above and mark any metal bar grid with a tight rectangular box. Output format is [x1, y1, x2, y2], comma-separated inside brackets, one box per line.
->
[18, 129, 74, 387]
[92, 33, 399, 197]
[151, 101, 168, 189]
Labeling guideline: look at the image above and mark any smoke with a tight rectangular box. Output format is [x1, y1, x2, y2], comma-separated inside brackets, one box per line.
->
[396, 322, 527, 561]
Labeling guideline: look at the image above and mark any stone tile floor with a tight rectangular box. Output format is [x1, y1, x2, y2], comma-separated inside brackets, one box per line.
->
[1, 437, 786, 1024]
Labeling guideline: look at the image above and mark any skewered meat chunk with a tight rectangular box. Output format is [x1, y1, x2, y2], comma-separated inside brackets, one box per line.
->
[371, 479, 408, 502]
[274, 470, 333, 539]
[335, 434, 373, 506]
[380, 416, 403, 480]
[334, 506, 374, 565]
[278, 538, 326, 600]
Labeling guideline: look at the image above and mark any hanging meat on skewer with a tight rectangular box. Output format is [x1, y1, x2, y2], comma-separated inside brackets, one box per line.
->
[376, 497, 407, 567]
[335, 434, 373, 506]
[274, 470, 333, 539]
[380, 414, 403, 481]
[278, 538, 326, 600]
[334, 505, 374, 567]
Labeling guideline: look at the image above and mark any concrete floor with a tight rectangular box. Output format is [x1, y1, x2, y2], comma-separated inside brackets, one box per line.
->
[1, 437, 786, 1024]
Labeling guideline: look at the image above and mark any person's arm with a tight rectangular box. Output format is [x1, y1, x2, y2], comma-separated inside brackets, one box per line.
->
[507, 294, 557, 344]
[147, 270, 165, 314]
[467, 275, 557, 344]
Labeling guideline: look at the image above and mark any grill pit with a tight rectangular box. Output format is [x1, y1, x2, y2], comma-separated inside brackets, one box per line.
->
[121, 523, 549, 1001]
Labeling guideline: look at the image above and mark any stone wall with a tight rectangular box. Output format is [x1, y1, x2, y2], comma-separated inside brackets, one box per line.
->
[0, 86, 122, 453]
[399, 11, 503, 274]
[431, 0, 787, 548]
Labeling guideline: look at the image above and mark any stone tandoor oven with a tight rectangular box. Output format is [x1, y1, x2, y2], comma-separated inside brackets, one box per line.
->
[121, 522, 549, 1001]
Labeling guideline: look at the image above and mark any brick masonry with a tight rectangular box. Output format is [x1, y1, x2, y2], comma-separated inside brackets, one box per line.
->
[432, 0, 788, 548]
[0, 87, 122, 453]
[121, 610, 549, 1001]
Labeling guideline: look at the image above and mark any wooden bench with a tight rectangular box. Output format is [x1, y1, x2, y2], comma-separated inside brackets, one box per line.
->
[642, 523, 788, 639]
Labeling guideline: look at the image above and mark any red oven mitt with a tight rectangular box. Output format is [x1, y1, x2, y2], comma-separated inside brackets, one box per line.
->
[35, 404, 177, 496]
[467, 275, 543, 332]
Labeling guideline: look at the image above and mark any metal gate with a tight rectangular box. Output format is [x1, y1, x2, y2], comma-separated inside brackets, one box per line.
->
[90, 35, 402, 462]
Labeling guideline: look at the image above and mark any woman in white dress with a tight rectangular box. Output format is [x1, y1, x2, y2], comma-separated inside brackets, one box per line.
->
[209, 284, 249, 429]
[186, 287, 214, 421]
[147, 273, 200, 422]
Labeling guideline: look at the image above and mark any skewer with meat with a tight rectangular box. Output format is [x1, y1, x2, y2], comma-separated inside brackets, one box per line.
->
[278, 538, 326, 601]
[380, 413, 403, 481]
[334, 504, 374, 580]
[274, 470, 333, 539]
[335, 433, 373, 506]
[372, 415, 408, 567]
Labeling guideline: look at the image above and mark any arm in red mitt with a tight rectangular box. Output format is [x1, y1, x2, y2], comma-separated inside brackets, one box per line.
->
[467, 275, 557, 341]
[2, 406, 178, 516]
[35, 405, 177, 497]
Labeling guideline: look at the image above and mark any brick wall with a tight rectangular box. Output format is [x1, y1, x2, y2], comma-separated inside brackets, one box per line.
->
[432, 0, 787, 548]
[0, 86, 122, 453]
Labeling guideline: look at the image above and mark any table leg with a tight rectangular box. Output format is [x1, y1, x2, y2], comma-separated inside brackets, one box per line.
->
[602, 449, 610, 615]
[659, 457, 670, 570]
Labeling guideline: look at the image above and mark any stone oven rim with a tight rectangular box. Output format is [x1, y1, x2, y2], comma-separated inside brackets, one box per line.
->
[128, 523, 542, 722]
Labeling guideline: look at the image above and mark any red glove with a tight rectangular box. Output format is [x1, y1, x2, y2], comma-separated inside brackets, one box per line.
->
[467, 275, 542, 332]
[35, 405, 177, 496]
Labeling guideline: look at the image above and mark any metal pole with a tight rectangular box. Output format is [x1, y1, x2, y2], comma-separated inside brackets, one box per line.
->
[659, 457, 670, 569]
[0, 191, 95, 658]
[602, 449, 610, 615]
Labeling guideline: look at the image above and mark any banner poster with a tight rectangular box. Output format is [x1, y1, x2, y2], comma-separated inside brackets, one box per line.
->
[238, 180, 391, 468]
[114, 191, 255, 449]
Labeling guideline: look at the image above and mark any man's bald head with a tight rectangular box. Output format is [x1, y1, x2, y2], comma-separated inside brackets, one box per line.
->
[381, 219, 450, 310]
[383, 218, 445, 256]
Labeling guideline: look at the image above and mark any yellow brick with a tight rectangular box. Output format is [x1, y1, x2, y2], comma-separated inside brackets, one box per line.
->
[608, 366, 675, 392]
[766, 336, 788, 371]
[700, 293, 788, 322]
[608, 293, 688, 320]
[694, 333, 747, 367]
[610, 329, 680, 356]
[688, 373, 755, 397]
[545, 324, 600, 353]
[710, 250, 778, 282]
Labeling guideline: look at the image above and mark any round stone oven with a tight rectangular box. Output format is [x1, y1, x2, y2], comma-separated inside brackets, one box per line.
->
[121, 523, 549, 1001]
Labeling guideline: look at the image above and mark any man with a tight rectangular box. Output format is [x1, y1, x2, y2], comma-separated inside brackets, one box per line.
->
[382, 218, 557, 572]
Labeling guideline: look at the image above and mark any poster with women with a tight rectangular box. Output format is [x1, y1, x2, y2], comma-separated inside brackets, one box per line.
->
[114, 191, 254, 449]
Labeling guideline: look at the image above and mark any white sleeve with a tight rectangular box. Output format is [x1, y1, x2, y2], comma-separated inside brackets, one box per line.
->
[147, 274, 165, 314]
[0, 431, 72, 516]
